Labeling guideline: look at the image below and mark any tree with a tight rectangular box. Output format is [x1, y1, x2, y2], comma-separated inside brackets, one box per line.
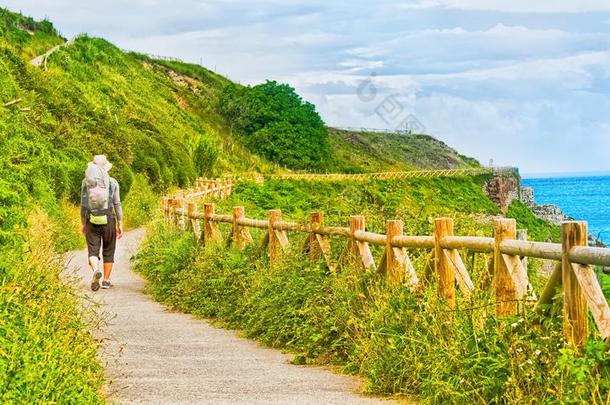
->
[219, 80, 330, 170]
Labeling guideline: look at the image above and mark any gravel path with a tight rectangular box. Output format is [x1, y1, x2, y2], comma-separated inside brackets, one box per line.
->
[30, 36, 78, 67]
[66, 229, 392, 404]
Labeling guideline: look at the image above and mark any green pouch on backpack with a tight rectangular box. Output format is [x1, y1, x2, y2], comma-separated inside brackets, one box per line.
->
[89, 214, 108, 225]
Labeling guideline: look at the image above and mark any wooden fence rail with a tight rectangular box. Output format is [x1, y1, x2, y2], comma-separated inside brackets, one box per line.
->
[163, 180, 610, 348]
[265, 167, 510, 182]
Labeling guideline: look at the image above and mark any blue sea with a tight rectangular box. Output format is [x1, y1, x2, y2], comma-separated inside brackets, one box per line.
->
[522, 175, 610, 243]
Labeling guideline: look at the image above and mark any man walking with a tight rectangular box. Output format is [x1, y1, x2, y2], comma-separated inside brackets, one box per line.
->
[80, 155, 124, 291]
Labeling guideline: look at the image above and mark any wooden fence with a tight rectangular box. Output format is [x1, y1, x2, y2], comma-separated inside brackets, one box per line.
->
[223, 167, 516, 184]
[162, 179, 610, 349]
[264, 167, 514, 182]
[170, 178, 233, 200]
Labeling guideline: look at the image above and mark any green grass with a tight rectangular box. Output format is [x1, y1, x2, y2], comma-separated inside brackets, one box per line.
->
[0, 7, 577, 402]
[507, 200, 562, 242]
[0, 7, 64, 60]
[216, 176, 501, 237]
[133, 175, 592, 403]
[0, 211, 104, 403]
[327, 128, 481, 173]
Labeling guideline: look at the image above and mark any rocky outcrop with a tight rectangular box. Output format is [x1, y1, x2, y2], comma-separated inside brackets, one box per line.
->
[520, 186, 535, 209]
[531, 204, 573, 225]
[484, 171, 521, 213]
[520, 186, 572, 225]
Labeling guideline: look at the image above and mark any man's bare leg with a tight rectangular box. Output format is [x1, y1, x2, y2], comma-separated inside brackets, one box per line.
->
[103, 262, 113, 281]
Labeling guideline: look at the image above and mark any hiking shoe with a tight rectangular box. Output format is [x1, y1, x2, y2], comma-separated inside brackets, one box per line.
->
[101, 280, 113, 289]
[91, 270, 102, 292]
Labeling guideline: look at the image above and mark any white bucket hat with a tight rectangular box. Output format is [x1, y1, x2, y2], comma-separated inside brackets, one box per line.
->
[92, 154, 113, 171]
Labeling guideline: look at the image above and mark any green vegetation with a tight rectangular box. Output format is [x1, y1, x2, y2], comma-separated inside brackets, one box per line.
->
[219, 81, 331, 170]
[0, 8, 64, 60]
[0, 211, 103, 403]
[327, 128, 481, 173]
[216, 176, 501, 237]
[507, 200, 562, 242]
[135, 217, 609, 404]
[0, 9, 245, 401]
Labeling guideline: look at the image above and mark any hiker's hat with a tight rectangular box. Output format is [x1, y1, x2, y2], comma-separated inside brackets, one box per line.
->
[92, 154, 113, 172]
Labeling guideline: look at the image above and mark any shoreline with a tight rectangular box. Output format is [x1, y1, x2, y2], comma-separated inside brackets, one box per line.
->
[521, 179, 607, 247]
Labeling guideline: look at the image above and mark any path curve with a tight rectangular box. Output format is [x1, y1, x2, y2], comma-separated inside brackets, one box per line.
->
[66, 229, 390, 404]
[30, 36, 77, 67]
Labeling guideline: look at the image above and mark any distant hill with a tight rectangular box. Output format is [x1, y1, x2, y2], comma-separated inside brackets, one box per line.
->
[327, 128, 480, 172]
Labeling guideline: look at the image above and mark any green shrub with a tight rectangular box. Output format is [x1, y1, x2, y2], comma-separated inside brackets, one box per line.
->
[123, 174, 160, 229]
[193, 135, 219, 177]
[507, 201, 561, 242]
[219, 81, 331, 170]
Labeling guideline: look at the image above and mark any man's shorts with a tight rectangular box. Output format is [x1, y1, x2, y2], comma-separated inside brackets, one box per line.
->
[85, 216, 117, 263]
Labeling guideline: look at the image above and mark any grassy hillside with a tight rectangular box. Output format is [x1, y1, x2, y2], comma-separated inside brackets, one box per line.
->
[327, 128, 480, 172]
[0, 8, 64, 59]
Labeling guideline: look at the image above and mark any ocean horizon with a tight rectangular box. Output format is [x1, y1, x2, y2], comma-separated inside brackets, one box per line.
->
[522, 173, 610, 243]
[522, 170, 610, 179]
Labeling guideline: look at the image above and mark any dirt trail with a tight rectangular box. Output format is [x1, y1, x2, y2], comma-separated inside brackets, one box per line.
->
[66, 229, 391, 404]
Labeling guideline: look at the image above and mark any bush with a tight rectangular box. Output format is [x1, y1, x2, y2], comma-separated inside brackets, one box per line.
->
[122, 174, 160, 229]
[219, 81, 331, 170]
[193, 135, 219, 177]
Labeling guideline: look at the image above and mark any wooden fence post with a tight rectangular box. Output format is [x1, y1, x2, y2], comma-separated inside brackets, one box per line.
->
[493, 218, 518, 315]
[230, 206, 252, 250]
[268, 209, 289, 263]
[174, 199, 184, 228]
[168, 198, 175, 225]
[303, 211, 333, 270]
[562, 222, 589, 347]
[493, 218, 532, 315]
[186, 202, 195, 230]
[162, 197, 169, 223]
[435, 218, 456, 307]
[201, 203, 221, 245]
[339, 215, 375, 271]
[215, 178, 222, 198]
[378, 220, 419, 288]
[222, 180, 231, 199]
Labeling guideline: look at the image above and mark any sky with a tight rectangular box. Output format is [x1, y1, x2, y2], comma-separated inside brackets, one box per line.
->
[3, 0, 610, 174]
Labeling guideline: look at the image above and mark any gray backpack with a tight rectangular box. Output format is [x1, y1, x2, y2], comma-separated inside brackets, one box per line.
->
[85, 162, 110, 224]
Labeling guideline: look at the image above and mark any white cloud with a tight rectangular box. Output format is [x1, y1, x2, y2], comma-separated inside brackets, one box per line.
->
[394, 0, 610, 13]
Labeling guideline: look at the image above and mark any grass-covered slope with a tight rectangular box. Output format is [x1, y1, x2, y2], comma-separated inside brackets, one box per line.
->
[327, 128, 480, 172]
[212, 176, 558, 243]
[1, 9, 262, 401]
[139, 59, 483, 174]
[0, 8, 64, 59]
